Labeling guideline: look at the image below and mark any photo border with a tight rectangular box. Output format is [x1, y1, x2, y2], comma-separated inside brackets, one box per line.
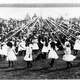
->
[0, 3, 80, 7]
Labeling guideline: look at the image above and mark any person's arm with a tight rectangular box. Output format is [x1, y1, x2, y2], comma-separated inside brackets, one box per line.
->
[12, 48, 17, 55]
[63, 45, 66, 49]
[40, 40, 44, 44]
[20, 45, 24, 49]
[55, 46, 58, 51]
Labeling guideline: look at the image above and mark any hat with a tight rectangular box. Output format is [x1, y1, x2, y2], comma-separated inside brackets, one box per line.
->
[7, 42, 13, 48]
[77, 35, 80, 39]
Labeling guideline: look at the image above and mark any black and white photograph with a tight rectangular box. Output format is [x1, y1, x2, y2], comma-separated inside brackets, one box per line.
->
[0, 0, 80, 79]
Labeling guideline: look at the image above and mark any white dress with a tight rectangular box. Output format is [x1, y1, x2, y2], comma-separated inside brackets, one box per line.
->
[12, 46, 18, 55]
[63, 41, 76, 61]
[42, 45, 49, 53]
[74, 39, 80, 50]
[32, 39, 39, 50]
[18, 40, 26, 51]
[6, 47, 17, 61]
[2, 44, 8, 56]
[0, 48, 2, 55]
[24, 44, 33, 61]
[41, 41, 49, 53]
[32, 43, 39, 50]
[48, 46, 59, 59]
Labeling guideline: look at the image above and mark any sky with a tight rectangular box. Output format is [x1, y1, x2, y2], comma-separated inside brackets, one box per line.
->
[0, 0, 80, 19]
[0, 7, 80, 20]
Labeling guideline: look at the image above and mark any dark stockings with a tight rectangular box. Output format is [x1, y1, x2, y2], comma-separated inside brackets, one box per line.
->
[74, 50, 78, 55]
[66, 62, 72, 69]
[8, 61, 14, 67]
[49, 59, 55, 67]
[42, 52, 47, 59]
[27, 61, 32, 68]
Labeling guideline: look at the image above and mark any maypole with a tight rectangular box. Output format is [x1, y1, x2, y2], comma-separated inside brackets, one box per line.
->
[43, 19, 55, 40]
[49, 17, 80, 41]
[47, 18, 76, 42]
[45, 19, 64, 47]
[4, 18, 38, 42]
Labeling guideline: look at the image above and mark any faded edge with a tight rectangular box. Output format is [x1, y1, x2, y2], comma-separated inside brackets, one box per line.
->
[0, 3, 80, 7]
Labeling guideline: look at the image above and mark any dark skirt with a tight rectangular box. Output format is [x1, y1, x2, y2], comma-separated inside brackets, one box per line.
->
[18, 50, 26, 56]
[42, 52, 47, 59]
[32, 49, 39, 55]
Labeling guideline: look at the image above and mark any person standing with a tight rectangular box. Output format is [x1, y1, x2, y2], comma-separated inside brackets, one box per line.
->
[63, 40, 76, 69]
[74, 34, 80, 55]
[6, 41, 17, 67]
[24, 42, 33, 68]
[1, 42, 8, 59]
[18, 39, 26, 56]
[48, 39, 59, 67]
[32, 37, 39, 54]
[41, 39, 49, 60]
[32, 37, 39, 61]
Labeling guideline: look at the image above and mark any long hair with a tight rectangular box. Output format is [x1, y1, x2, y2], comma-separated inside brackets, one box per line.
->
[50, 42, 55, 50]
[7, 42, 13, 48]
[25, 42, 29, 47]
[44, 37, 48, 47]
[45, 41, 48, 47]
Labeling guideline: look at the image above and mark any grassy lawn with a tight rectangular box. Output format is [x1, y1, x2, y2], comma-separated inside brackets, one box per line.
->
[0, 50, 80, 79]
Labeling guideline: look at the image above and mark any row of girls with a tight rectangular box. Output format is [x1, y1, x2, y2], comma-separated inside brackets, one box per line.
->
[0, 34, 79, 69]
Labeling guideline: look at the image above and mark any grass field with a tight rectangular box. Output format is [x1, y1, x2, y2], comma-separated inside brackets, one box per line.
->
[0, 51, 80, 79]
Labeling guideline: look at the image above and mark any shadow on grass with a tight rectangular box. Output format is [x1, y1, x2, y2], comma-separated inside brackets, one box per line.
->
[41, 63, 80, 73]
[3, 62, 80, 73]
[4, 67, 27, 72]
[4, 66, 69, 73]
[4, 66, 50, 72]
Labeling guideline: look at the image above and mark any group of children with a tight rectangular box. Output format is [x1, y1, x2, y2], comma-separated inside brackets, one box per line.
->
[0, 34, 79, 69]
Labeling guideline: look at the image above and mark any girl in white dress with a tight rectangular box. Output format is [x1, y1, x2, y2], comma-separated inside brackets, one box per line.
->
[32, 38, 39, 54]
[18, 39, 26, 56]
[6, 42, 17, 67]
[1, 42, 8, 59]
[74, 35, 80, 55]
[48, 40, 59, 67]
[24, 42, 33, 68]
[63, 40, 76, 68]
[32, 38, 39, 61]
[18, 39, 26, 51]
[41, 40, 49, 59]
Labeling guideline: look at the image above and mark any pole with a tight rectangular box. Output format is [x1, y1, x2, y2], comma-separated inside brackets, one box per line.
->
[4, 18, 38, 42]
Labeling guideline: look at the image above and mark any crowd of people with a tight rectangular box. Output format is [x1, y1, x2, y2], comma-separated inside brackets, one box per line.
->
[0, 16, 80, 70]
[0, 31, 80, 69]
